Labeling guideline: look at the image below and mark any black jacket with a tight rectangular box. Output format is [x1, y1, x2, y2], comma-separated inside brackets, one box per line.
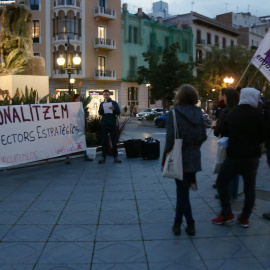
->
[226, 104, 265, 158]
[98, 99, 120, 126]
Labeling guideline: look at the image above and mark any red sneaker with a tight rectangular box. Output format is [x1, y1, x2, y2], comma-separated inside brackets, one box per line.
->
[212, 212, 235, 225]
[237, 215, 249, 228]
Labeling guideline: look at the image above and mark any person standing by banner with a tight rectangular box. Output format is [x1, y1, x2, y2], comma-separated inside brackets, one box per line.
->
[98, 89, 121, 164]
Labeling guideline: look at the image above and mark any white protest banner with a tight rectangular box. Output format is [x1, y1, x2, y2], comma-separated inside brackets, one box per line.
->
[0, 102, 86, 168]
[251, 29, 270, 82]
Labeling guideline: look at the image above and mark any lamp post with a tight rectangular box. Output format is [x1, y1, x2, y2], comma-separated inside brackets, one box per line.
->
[57, 36, 81, 95]
[146, 83, 151, 108]
[223, 76, 234, 86]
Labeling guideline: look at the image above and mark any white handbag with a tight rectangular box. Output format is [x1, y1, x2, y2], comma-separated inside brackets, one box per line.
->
[213, 137, 228, 174]
[163, 109, 183, 180]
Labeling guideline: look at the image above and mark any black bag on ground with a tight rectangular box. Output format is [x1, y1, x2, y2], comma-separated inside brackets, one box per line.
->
[124, 139, 142, 158]
[141, 137, 160, 160]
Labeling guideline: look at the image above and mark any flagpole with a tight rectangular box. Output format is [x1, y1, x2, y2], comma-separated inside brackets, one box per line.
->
[235, 61, 252, 88]
[247, 61, 264, 87]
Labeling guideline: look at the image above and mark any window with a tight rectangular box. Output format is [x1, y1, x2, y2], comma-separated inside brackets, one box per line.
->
[196, 49, 202, 63]
[196, 30, 201, 44]
[231, 40, 234, 47]
[98, 56, 105, 72]
[32, 20, 40, 43]
[207, 33, 211, 45]
[150, 33, 155, 49]
[222, 37, 226, 48]
[133, 27, 138, 44]
[215, 35, 219, 47]
[66, 0, 74, 5]
[165, 36, 169, 48]
[30, 0, 39, 10]
[128, 25, 132, 43]
[98, 26, 106, 43]
[129, 57, 137, 78]
[99, 0, 105, 8]
[128, 87, 138, 101]
[34, 52, 41, 56]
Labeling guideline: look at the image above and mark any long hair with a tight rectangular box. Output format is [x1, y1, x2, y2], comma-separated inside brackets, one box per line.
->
[224, 88, 239, 110]
[174, 84, 198, 106]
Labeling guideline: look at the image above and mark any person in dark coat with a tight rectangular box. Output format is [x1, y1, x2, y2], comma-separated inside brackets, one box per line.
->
[162, 84, 207, 236]
[214, 88, 240, 200]
[212, 88, 265, 228]
[98, 89, 121, 164]
[263, 101, 270, 220]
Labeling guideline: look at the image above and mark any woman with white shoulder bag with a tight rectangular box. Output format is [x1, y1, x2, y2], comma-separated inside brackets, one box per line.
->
[162, 84, 207, 236]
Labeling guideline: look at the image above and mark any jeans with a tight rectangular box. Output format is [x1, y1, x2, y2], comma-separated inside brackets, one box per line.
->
[175, 172, 196, 224]
[229, 175, 239, 198]
[101, 124, 118, 158]
[217, 157, 259, 219]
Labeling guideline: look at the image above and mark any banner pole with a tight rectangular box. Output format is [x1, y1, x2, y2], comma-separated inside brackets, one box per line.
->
[235, 61, 252, 88]
[247, 61, 264, 87]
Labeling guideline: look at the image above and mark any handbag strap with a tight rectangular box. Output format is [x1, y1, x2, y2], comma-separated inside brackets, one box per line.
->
[172, 109, 180, 139]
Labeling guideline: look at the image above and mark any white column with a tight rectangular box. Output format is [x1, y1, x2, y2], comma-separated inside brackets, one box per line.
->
[45, 0, 51, 77]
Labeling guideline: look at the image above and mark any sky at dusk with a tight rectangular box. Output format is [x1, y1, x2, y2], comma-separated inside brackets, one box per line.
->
[121, 0, 270, 19]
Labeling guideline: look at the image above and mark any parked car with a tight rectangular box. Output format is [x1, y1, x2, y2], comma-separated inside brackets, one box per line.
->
[154, 109, 212, 128]
[136, 108, 165, 120]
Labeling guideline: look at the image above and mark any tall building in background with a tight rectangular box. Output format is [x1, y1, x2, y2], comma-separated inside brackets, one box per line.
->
[152, 0, 168, 19]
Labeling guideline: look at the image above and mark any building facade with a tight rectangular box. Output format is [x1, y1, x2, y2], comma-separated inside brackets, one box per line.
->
[216, 12, 266, 50]
[164, 12, 239, 64]
[29, 0, 122, 116]
[121, 5, 193, 111]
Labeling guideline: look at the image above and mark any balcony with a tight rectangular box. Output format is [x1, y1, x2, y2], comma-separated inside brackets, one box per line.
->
[127, 70, 138, 79]
[94, 70, 116, 80]
[94, 6, 116, 20]
[94, 38, 116, 50]
[196, 39, 206, 46]
[251, 45, 258, 50]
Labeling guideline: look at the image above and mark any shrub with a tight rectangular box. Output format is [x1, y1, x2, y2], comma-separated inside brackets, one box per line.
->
[85, 132, 98, 147]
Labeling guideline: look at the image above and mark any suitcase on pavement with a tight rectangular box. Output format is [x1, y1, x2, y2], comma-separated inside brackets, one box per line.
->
[124, 139, 142, 158]
[141, 137, 160, 160]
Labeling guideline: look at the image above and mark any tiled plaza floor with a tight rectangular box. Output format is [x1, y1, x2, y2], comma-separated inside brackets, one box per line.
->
[0, 133, 270, 270]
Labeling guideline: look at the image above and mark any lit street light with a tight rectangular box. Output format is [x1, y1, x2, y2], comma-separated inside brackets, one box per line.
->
[57, 36, 81, 95]
[224, 76, 234, 85]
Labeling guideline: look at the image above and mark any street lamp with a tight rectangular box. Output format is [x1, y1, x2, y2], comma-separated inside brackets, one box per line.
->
[57, 36, 81, 95]
[224, 76, 234, 86]
[146, 83, 151, 108]
[70, 78, 75, 92]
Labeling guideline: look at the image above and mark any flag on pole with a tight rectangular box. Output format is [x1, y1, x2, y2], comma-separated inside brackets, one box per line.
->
[251, 29, 270, 82]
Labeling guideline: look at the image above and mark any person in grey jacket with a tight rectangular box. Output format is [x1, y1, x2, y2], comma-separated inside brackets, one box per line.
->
[162, 84, 207, 236]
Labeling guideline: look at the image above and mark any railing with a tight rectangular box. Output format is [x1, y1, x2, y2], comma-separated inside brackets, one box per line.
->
[251, 45, 258, 50]
[94, 6, 116, 19]
[53, 0, 81, 7]
[196, 39, 206, 45]
[94, 38, 116, 48]
[128, 70, 138, 78]
[94, 70, 116, 80]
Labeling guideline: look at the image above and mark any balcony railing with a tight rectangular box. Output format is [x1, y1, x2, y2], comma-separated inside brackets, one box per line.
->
[251, 45, 258, 50]
[94, 70, 116, 80]
[94, 6, 116, 20]
[53, 0, 81, 8]
[196, 39, 206, 45]
[94, 38, 116, 50]
[128, 70, 138, 79]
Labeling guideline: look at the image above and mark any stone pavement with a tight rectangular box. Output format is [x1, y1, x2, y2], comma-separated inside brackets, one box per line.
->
[0, 132, 270, 269]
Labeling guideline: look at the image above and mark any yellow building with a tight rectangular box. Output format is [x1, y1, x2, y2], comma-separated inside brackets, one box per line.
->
[31, 0, 121, 115]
